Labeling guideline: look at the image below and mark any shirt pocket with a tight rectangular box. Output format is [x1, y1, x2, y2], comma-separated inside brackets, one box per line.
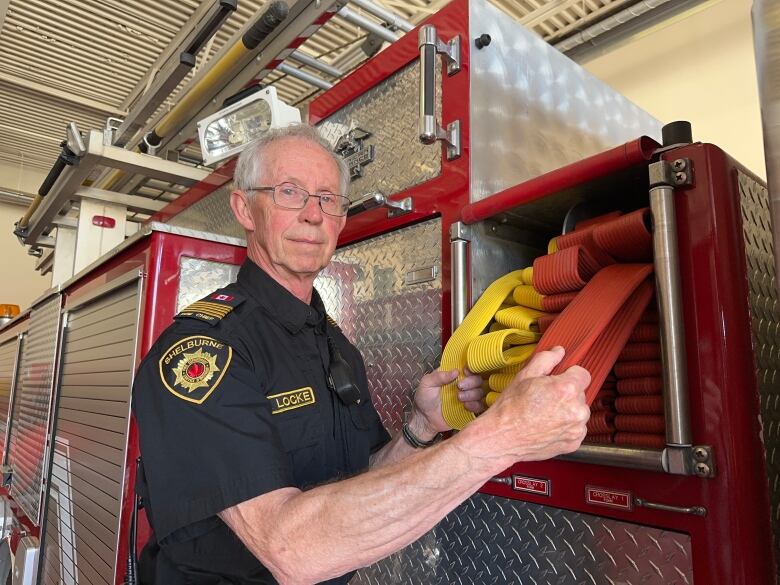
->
[274, 413, 325, 488]
[274, 410, 324, 452]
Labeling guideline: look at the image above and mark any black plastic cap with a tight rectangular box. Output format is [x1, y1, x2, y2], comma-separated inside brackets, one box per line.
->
[243, 1, 290, 50]
[662, 121, 693, 147]
[179, 52, 197, 67]
[475, 34, 491, 49]
[146, 130, 162, 147]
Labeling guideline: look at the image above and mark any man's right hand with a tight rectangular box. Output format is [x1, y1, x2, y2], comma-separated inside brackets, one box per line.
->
[458, 346, 591, 472]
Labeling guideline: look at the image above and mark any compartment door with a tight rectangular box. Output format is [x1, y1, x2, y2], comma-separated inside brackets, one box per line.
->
[7, 294, 62, 526]
[39, 274, 141, 585]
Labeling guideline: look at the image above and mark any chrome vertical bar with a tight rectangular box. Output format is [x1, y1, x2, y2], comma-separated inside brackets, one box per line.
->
[418, 26, 438, 145]
[450, 222, 469, 331]
[649, 161, 692, 447]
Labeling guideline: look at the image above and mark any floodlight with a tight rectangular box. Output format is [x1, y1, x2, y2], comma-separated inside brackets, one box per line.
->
[197, 86, 301, 166]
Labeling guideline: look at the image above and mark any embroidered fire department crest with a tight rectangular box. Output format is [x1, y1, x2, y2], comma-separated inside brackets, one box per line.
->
[159, 335, 232, 404]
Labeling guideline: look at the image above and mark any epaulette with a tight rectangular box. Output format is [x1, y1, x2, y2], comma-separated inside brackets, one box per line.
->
[325, 314, 341, 331]
[175, 289, 246, 326]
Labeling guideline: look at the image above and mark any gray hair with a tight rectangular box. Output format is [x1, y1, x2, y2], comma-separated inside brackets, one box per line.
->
[233, 124, 350, 196]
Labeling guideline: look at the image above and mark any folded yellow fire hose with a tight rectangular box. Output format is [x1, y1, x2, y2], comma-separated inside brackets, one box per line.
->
[439, 268, 544, 429]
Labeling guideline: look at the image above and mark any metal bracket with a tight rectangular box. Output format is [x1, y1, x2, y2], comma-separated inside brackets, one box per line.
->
[419, 119, 461, 161]
[649, 158, 695, 188]
[670, 158, 694, 187]
[449, 220, 471, 242]
[419, 25, 461, 75]
[690, 444, 716, 477]
[441, 120, 461, 161]
[66, 122, 86, 157]
[347, 192, 413, 219]
[1, 466, 12, 488]
[664, 444, 716, 477]
[103, 117, 124, 146]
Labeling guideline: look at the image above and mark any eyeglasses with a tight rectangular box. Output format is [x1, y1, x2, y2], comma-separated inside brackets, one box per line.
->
[251, 182, 350, 217]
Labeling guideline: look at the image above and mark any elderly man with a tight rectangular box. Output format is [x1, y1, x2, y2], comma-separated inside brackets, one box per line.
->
[132, 124, 591, 585]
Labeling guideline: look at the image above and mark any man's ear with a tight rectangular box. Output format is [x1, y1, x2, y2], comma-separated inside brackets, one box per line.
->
[230, 190, 256, 232]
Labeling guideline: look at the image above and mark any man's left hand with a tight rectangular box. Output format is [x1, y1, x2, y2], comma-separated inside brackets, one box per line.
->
[409, 369, 485, 436]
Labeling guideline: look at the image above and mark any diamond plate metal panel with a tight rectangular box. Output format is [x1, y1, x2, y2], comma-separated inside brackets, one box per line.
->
[469, 0, 662, 202]
[177, 257, 241, 313]
[351, 492, 693, 585]
[738, 171, 780, 581]
[316, 219, 442, 433]
[8, 294, 62, 526]
[167, 185, 246, 239]
[317, 61, 442, 202]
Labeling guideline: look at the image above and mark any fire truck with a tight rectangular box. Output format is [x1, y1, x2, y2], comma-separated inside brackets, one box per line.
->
[0, 0, 778, 583]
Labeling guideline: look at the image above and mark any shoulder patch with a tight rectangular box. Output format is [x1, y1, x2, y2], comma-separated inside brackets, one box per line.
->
[158, 335, 233, 404]
[325, 314, 340, 330]
[176, 290, 245, 326]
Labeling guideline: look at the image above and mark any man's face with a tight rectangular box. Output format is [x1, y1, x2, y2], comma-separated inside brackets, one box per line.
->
[241, 138, 346, 284]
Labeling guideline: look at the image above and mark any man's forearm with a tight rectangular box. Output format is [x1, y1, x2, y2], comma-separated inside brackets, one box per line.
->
[222, 424, 503, 585]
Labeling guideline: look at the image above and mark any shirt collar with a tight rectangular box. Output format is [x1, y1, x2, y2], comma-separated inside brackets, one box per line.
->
[236, 259, 326, 334]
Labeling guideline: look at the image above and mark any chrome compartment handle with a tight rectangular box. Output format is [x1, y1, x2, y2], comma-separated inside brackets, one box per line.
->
[418, 24, 461, 160]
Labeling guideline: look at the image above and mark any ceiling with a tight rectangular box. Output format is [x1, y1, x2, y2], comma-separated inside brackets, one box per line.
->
[0, 0, 650, 182]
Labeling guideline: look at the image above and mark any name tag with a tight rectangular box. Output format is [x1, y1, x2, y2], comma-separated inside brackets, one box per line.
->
[269, 387, 316, 414]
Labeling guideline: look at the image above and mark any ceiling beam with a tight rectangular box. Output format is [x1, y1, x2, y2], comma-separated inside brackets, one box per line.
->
[0, 70, 127, 116]
[0, 0, 11, 32]
[0, 188, 34, 207]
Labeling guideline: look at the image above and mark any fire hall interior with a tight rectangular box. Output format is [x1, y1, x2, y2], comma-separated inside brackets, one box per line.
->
[0, 0, 778, 584]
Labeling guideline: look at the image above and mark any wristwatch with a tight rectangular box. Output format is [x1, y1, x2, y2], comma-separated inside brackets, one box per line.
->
[401, 418, 442, 449]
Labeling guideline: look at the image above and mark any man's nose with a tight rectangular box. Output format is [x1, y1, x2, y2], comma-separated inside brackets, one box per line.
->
[299, 194, 324, 223]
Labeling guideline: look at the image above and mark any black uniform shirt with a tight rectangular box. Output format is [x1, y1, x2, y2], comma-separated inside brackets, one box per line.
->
[132, 259, 390, 584]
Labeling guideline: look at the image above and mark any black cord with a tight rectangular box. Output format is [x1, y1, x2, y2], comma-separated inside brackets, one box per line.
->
[124, 457, 142, 585]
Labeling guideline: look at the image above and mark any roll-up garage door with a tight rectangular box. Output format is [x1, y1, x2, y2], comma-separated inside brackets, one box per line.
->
[7, 294, 62, 526]
[40, 274, 140, 585]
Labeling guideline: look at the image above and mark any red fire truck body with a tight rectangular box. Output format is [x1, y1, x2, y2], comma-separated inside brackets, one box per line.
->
[0, 0, 776, 583]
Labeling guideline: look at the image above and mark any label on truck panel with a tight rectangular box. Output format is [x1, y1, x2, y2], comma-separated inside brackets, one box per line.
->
[586, 486, 633, 511]
[512, 475, 550, 496]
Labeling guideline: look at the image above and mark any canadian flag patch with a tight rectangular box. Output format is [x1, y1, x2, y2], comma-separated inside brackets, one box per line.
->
[212, 294, 234, 302]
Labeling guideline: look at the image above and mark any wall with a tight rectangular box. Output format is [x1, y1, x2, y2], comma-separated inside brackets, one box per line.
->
[582, 0, 765, 178]
[0, 161, 51, 311]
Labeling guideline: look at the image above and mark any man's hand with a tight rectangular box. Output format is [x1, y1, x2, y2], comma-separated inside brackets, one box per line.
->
[407, 368, 485, 439]
[459, 346, 591, 470]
